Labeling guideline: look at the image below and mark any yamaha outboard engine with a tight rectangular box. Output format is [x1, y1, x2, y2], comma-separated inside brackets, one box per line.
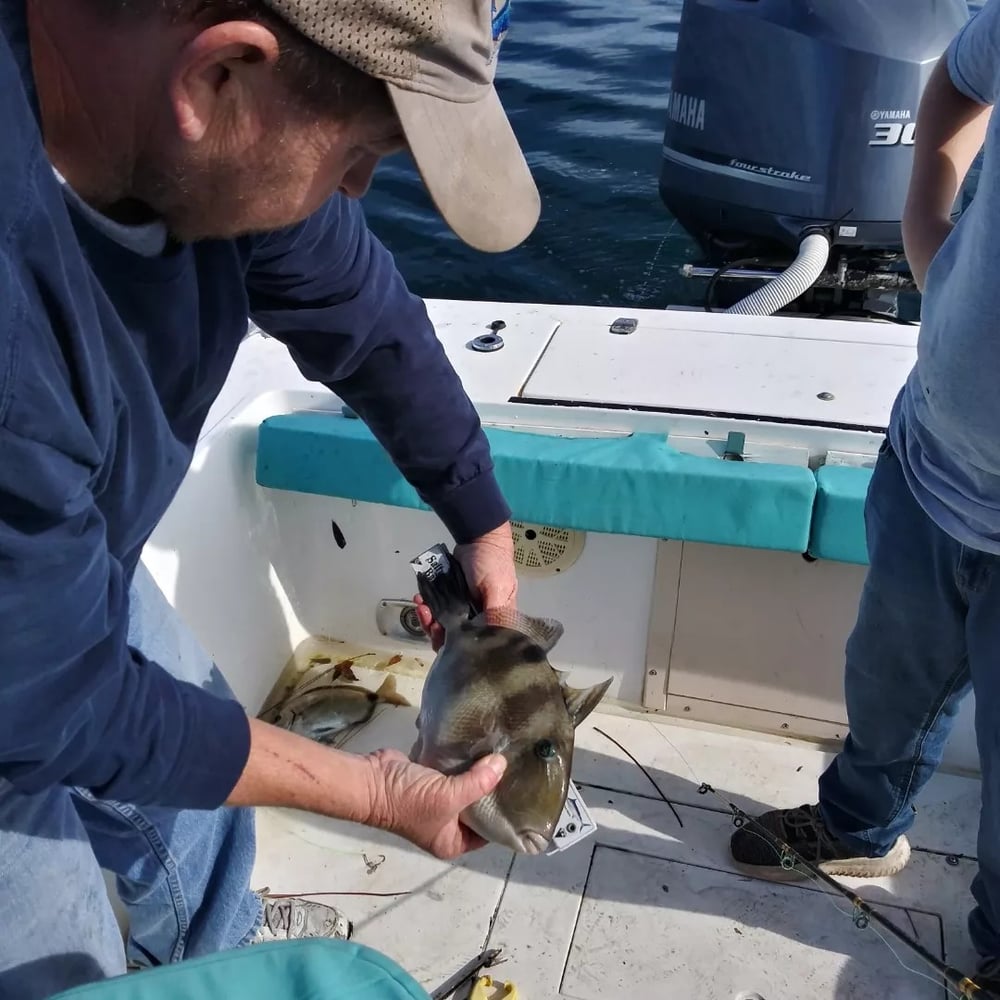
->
[659, 0, 969, 316]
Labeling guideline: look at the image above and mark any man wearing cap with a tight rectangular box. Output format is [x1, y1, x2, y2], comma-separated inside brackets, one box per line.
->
[0, 0, 537, 995]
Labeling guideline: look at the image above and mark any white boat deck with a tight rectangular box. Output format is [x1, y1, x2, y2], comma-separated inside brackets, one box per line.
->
[251, 666, 979, 1000]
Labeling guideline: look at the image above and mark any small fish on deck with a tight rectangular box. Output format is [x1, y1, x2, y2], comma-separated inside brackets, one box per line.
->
[266, 673, 410, 745]
[410, 544, 612, 855]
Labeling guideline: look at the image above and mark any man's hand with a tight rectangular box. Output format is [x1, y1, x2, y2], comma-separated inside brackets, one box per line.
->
[226, 719, 506, 860]
[363, 749, 507, 858]
[414, 522, 518, 650]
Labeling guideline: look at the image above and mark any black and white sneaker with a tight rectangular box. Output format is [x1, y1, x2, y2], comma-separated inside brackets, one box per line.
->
[729, 803, 910, 880]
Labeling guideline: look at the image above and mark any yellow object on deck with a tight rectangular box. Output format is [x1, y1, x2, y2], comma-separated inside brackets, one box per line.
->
[470, 974, 518, 1000]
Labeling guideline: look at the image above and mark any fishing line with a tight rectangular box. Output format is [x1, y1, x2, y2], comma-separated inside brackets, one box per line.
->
[259, 890, 414, 899]
[594, 723, 684, 828]
[591, 725, 988, 999]
[632, 218, 678, 304]
[866, 914, 968, 997]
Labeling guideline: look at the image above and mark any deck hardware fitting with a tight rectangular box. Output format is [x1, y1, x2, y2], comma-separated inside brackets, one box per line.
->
[723, 431, 746, 461]
[609, 317, 638, 335]
[471, 333, 504, 352]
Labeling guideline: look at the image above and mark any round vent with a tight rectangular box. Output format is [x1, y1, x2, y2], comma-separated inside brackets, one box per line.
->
[511, 521, 585, 577]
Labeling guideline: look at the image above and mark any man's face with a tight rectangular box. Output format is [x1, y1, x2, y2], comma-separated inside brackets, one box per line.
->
[132, 34, 406, 242]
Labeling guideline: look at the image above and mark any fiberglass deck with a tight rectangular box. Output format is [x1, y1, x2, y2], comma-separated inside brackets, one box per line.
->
[251, 665, 979, 1000]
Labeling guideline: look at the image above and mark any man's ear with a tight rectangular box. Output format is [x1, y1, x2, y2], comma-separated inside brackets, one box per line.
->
[168, 21, 281, 143]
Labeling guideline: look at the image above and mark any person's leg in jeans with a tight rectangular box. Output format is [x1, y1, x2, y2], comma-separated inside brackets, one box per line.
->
[0, 779, 127, 1000]
[78, 560, 265, 969]
[0, 561, 350, 998]
[730, 439, 970, 879]
[963, 558, 1000, 962]
[80, 562, 351, 969]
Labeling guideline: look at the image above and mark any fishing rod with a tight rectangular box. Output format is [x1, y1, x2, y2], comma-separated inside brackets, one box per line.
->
[592, 726, 993, 1000]
[699, 782, 988, 999]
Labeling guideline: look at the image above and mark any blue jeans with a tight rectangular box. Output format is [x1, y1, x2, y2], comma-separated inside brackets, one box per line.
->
[0, 563, 262, 999]
[818, 438, 1000, 957]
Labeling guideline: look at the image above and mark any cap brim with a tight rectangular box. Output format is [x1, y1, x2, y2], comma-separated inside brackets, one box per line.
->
[387, 83, 540, 253]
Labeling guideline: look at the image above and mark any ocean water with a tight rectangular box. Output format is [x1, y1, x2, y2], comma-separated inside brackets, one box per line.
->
[360, 0, 982, 312]
[362, 0, 694, 309]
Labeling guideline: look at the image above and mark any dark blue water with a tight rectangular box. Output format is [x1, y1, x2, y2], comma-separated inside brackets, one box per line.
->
[361, 0, 981, 311]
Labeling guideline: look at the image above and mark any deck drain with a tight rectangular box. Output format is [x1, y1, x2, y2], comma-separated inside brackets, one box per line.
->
[511, 522, 585, 577]
[399, 605, 425, 638]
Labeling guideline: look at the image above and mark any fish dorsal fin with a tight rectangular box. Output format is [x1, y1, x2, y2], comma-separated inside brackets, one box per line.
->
[562, 676, 614, 727]
[479, 607, 564, 652]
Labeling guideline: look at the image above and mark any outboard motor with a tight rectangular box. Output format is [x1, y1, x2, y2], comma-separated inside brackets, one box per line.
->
[659, 0, 969, 316]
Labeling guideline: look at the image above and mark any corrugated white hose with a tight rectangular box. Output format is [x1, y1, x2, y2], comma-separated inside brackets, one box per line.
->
[725, 232, 831, 315]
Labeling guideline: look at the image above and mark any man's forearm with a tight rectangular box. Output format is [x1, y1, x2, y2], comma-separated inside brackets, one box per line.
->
[903, 55, 992, 285]
[246, 197, 511, 546]
[224, 717, 375, 821]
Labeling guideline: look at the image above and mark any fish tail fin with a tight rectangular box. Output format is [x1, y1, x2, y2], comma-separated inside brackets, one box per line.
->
[410, 543, 479, 627]
[374, 674, 411, 707]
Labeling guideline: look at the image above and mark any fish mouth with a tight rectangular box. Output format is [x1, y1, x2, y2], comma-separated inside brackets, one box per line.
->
[517, 830, 551, 855]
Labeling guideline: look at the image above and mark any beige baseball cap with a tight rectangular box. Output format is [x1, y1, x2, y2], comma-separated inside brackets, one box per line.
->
[261, 0, 540, 253]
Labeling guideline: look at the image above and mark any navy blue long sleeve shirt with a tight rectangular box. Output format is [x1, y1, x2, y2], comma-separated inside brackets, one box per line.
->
[0, 2, 509, 809]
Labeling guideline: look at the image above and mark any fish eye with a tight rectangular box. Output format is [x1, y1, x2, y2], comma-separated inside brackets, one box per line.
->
[535, 739, 556, 760]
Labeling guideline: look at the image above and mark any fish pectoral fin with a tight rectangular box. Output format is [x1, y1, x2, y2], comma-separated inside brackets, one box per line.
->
[562, 676, 614, 727]
[417, 735, 506, 774]
[467, 732, 508, 759]
[479, 608, 564, 652]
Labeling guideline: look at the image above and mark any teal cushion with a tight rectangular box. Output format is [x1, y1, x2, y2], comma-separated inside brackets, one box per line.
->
[808, 465, 873, 565]
[255, 412, 817, 553]
[50, 939, 430, 1000]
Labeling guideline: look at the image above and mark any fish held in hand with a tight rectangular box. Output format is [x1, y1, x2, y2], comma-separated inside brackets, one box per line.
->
[410, 544, 612, 855]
